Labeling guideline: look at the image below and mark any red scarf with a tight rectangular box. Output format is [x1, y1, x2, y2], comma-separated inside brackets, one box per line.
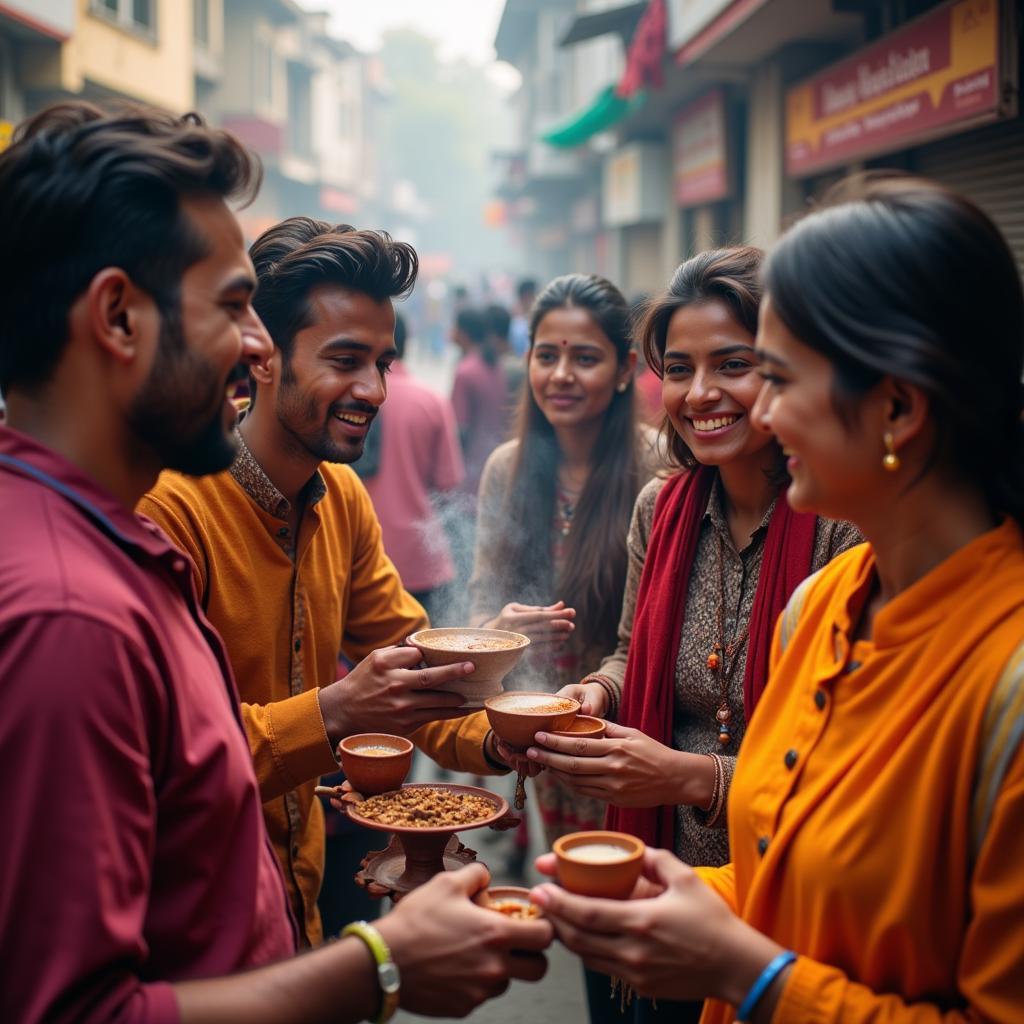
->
[605, 465, 818, 848]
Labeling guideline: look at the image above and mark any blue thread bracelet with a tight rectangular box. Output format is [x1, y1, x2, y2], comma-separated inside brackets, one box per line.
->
[736, 950, 797, 1022]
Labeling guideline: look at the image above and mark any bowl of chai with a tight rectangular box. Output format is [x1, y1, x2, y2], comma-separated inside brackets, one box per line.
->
[477, 885, 543, 920]
[483, 691, 581, 750]
[553, 830, 645, 900]
[338, 733, 414, 796]
[407, 627, 531, 706]
[549, 714, 606, 740]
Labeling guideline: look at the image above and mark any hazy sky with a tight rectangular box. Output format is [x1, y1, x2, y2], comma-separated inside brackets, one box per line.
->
[305, 0, 509, 65]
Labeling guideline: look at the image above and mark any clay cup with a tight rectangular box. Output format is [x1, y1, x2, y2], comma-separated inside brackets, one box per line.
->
[407, 627, 531, 706]
[338, 733, 413, 796]
[549, 715, 606, 740]
[484, 691, 581, 751]
[553, 830, 645, 900]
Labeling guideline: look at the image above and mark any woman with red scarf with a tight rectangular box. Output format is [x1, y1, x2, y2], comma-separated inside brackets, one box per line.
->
[526, 247, 859, 1022]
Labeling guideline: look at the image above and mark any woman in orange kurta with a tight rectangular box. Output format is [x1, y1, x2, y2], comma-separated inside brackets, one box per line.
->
[529, 176, 1024, 1022]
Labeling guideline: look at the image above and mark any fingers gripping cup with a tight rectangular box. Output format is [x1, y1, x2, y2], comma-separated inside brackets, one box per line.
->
[553, 831, 645, 900]
[484, 691, 581, 810]
[407, 627, 531, 707]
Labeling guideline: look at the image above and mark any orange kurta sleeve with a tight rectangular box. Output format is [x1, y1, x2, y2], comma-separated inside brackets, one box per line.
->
[412, 710, 501, 777]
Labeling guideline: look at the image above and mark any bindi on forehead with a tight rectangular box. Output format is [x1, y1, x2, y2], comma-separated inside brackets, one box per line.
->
[561, 339, 569, 347]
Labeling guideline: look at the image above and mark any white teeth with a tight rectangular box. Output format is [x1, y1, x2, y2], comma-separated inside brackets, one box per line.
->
[335, 413, 369, 425]
[692, 415, 739, 432]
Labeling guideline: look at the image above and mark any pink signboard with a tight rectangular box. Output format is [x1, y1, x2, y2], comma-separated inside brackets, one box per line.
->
[673, 89, 730, 207]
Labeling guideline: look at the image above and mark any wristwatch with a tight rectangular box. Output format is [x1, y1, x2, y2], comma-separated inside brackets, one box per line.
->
[342, 920, 401, 1023]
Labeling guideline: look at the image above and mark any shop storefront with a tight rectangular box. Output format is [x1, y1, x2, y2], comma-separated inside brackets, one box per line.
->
[785, 0, 1021, 269]
[602, 141, 669, 295]
[671, 87, 742, 257]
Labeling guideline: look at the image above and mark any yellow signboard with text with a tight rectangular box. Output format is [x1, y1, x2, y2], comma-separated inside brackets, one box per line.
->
[786, 0, 1002, 175]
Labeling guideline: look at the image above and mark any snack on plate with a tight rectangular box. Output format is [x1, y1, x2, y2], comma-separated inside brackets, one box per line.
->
[355, 787, 496, 828]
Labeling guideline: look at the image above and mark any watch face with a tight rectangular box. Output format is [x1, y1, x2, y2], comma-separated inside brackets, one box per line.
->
[378, 962, 401, 994]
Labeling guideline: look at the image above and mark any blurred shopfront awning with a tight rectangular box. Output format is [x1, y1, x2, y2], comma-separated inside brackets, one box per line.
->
[558, 2, 647, 47]
[540, 84, 648, 148]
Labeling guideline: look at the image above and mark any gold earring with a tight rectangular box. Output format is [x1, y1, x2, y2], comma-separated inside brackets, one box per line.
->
[617, 381, 629, 393]
[882, 432, 900, 471]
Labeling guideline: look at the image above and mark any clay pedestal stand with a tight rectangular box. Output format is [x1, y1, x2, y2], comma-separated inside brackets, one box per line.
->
[347, 782, 512, 901]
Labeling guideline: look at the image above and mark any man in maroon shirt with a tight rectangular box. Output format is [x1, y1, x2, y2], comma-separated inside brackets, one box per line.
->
[0, 101, 550, 1024]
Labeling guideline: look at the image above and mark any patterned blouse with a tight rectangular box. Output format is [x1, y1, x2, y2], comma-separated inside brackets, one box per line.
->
[590, 474, 862, 867]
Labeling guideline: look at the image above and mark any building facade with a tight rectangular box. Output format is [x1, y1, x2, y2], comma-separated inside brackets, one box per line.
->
[495, 0, 1023, 291]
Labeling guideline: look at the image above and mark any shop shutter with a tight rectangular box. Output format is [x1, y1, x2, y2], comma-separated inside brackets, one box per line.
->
[914, 116, 1024, 280]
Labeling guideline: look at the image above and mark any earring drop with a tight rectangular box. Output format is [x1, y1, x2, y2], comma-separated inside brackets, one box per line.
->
[616, 381, 629, 393]
[882, 432, 900, 471]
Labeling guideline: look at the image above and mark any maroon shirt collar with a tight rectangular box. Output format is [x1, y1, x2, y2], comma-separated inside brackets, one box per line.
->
[0, 424, 175, 559]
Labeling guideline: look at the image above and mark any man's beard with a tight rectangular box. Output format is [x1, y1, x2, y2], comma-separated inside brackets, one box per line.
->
[274, 363, 369, 466]
[128, 310, 240, 477]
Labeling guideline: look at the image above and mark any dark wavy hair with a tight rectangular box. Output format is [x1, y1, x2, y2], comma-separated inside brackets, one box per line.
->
[766, 173, 1024, 527]
[248, 218, 418, 395]
[638, 246, 774, 471]
[0, 100, 260, 394]
[493, 273, 642, 652]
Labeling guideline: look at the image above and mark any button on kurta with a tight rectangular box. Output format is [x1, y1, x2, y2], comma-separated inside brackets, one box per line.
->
[815, 689, 827, 710]
[757, 836, 770, 855]
[785, 749, 798, 770]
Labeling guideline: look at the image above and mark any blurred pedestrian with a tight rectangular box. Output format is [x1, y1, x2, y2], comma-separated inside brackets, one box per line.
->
[451, 306, 508, 501]
[365, 312, 465, 626]
[509, 277, 537, 357]
[485, 301, 526, 431]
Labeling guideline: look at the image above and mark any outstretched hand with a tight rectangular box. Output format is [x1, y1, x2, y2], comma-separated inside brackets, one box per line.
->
[485, 601, 576, 646]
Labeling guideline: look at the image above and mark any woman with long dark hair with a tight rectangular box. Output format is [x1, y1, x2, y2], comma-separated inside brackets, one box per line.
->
[533, 176, 1024, 1022]
[530, 248, 859, 1023]
[469, 273, 659, 843]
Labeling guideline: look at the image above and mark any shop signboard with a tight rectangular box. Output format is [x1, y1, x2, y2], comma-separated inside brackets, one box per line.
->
[602, 143, 668, 227]
[673, 89, 730, 207]
[786, 0, 1003, 176]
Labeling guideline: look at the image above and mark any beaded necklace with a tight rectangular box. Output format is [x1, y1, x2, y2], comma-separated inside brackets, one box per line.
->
[706, 530, 750, 746]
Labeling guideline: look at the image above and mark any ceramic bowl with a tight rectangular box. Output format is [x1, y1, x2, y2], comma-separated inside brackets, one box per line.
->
[477, 885, 544, 919]
[337, 733, 413, 796]
[407, 627, 531, 706]
[483, 691, 581, 751]
[552, 830, 645, 900]
[549, 715, 607, 740]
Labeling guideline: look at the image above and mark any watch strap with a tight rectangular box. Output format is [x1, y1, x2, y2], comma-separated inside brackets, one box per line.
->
[342, 920, 400, 1023]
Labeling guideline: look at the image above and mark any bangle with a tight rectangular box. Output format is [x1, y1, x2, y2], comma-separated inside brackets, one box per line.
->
[707, 753, 727, 826]
[736, 950, 797, 1022]
[583, 674, 619, 720]
[700, 753, 721, 813]
[342, 921, 401, 1023]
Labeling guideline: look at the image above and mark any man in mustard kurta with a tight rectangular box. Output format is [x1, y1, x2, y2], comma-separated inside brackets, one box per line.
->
[139, 220, 497, 946]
